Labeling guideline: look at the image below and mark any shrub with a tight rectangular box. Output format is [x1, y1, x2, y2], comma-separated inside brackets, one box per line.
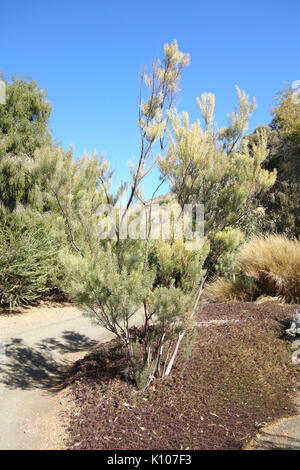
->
[0, 213, 60, 310]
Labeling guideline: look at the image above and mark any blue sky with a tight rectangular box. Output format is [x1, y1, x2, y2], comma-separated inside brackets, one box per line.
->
[1, 0, 299, 197]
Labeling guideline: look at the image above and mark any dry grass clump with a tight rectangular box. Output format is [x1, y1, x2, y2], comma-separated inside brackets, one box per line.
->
[203, 277, 251, 303]
[238, 235, 300, 303]
[205, 235, 300, 303]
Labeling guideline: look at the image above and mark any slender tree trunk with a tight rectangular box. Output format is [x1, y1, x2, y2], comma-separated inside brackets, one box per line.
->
[164, 276, 206, 377]
[164, 331, 185, 376]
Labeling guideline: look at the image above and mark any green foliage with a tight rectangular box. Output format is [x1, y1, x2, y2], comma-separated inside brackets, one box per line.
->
[0, 76, 52, 209]
[62, 242, 154, 329]
[55, 42, 279, 389]
[31, 146, 112, 254]
[0, 75, 51, 159]
[0, 154, 33, 210]
[132, 339, 155, 390]
[62, 234, 209, 389]
[148, 285, 193, 332]
[213, 228, 245, 276]
[149, 238, 209, 291]
[159, 89, 276, 278]
[0, 75, 63, 308]
[218, 86, 257, 155]
[246, 86, 300, 237]
[272, 84, 300, 141]
[0, 103, 113, 309]
[59, 41, 207, 389]
[0, 209, 61, 309]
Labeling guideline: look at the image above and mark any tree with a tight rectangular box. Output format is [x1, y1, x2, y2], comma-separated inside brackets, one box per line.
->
[0, 75, 60, 308]
[55, 41, 209, 390]
[246, 85, 300, 237]
[0, 75, 51, 159]
[58, 42, 277, 391]
[159, 88, 277, 279]
[0, 75, 52, 210]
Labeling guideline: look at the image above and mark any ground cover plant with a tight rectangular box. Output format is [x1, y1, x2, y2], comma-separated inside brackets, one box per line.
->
[63, 302, 300, 450]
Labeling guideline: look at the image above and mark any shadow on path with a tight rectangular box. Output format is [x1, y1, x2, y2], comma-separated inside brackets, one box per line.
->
[0, 331, 98, 392]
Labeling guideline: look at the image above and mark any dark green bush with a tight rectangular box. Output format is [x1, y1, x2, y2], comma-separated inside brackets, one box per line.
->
[0, 214, 61, 310]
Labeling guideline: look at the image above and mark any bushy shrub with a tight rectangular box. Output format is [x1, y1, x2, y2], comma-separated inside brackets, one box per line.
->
[0, 212, 61, 310]
[204, 235, 300, 304]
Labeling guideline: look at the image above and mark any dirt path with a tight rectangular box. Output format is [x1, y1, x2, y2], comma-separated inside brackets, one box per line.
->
[0, 303, 122, 450]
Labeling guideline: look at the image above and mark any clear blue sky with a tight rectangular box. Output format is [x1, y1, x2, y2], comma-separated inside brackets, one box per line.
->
[1, 0, 299, 197]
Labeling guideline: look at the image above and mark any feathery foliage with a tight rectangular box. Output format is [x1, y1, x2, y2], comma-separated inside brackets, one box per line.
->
[0, 75, 51, 159]
[0, 209, 61, 309]
[159, 88, 277, 279]
[246, 85, 300, 237]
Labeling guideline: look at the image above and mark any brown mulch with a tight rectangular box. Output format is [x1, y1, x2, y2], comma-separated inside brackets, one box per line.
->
[62, 302, 300, 450]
